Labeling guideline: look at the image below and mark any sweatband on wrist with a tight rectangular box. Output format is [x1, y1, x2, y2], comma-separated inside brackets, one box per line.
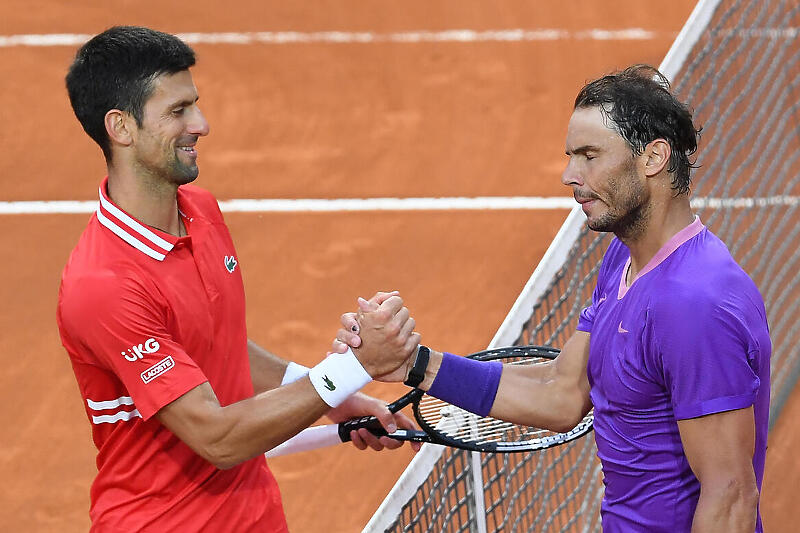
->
[427, 352, 503, 417]
[281, 362, 310, 386]
[308, 348, 372, 407]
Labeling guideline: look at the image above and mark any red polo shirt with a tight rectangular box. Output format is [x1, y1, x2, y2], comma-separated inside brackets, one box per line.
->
[57, 178, 288, 532]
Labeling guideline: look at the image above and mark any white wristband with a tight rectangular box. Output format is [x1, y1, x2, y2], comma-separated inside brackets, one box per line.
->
[281, 362, 310, 386]
[308, 348, 372, 407]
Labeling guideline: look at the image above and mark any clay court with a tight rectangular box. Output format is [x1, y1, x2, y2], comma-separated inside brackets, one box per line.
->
[1, 1, 798, 531]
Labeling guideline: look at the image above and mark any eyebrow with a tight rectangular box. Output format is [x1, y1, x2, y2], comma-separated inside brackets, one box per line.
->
[565, 144, 601, 156]
[169, 96, 200, 108]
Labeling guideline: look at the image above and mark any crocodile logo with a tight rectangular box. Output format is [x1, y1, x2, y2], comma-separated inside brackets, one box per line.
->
[322, 375, 336, 391]
[224, 255, 237, 273]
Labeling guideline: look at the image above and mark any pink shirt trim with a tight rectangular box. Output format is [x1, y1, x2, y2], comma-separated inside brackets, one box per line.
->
[618, 216, 705, 299]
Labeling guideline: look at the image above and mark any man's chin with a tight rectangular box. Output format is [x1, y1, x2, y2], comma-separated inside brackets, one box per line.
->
[586, 215, 614, 233]
[178, 174, 199, 185]
[171, 165, 199, 186]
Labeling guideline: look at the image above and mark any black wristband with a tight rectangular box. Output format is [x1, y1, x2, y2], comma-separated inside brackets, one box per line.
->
[404, 345, 431, 388]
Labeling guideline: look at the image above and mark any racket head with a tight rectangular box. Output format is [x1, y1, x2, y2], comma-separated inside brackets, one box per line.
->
[410, 345, 594, 453]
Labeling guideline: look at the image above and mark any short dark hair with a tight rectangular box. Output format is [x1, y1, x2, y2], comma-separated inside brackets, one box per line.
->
[574, 64, 700, 195]
[66, 26, 196, 160]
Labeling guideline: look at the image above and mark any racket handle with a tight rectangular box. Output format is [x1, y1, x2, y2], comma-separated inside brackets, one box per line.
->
[338, 415, 387, 442]
[265, 424, 343, 458]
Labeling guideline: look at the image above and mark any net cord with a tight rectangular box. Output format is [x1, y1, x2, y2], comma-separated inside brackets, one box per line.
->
[660, 0, 725, 81]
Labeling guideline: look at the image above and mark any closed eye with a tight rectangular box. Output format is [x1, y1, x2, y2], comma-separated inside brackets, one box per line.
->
[566, 145, 601, 161]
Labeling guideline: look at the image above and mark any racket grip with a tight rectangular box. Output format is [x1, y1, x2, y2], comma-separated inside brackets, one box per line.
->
[338, 415, 388, 442]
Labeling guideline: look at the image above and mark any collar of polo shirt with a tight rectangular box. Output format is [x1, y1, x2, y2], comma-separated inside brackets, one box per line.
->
[95, 177, 181, 262]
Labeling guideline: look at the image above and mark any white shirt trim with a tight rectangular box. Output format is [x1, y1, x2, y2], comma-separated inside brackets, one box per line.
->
[86, 395, 135, 410]
[96, 184, 177, 261]
[98, 187, 174, 252]
[91, 409, 142, 424]
[97, 208, 167, 261]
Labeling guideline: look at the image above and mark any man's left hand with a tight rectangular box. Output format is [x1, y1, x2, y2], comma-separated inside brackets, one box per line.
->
[326, 392, 422, 452]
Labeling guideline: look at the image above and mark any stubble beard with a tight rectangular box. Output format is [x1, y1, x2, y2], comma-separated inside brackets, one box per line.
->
[159, 148, 199, 186]
[134, 139, 200, 188]
[587, 162, 649, 241]
[169, 157, 199, 186]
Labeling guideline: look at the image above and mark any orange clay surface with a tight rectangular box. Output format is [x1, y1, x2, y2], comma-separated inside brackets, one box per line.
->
[1, 1, 796, 532]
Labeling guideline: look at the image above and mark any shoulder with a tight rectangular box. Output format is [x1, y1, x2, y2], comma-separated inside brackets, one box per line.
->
[650, 230, 766, 330]
[59, 261, 160, 330]
[664, 229, 761, 306]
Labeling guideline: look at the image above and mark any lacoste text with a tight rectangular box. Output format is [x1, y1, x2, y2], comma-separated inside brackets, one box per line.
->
[141, 356, 175, 384]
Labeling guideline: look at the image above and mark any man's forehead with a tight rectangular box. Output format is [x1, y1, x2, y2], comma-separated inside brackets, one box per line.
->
[148, 70, 198, 102]
[565, 106, 621, 149]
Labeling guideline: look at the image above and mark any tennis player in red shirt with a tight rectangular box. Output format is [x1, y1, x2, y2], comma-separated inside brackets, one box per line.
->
[57, 26, 419, 532]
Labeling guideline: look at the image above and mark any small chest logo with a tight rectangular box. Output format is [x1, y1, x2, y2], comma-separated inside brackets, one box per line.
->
[122, 338, 160, 362]
[224, 255, 238, 273]
[141, 356, 175, 384]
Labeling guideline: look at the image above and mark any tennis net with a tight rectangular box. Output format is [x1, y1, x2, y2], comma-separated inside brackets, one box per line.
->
[365, 0, 800, 531]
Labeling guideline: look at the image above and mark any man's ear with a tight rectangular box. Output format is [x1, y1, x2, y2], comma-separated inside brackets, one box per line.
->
[643, 138, 672, 177]
[104, 109, 134, 147]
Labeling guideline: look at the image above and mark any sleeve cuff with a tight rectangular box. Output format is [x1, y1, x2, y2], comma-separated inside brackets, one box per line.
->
[673, 391, 757, 420]
[140, 374, 209, 420]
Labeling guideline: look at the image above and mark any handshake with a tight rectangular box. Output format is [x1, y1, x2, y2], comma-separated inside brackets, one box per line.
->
[331, 291, 422, 384]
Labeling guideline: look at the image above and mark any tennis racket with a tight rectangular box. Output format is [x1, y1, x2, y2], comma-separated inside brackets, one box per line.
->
[265, 345, 594, 457]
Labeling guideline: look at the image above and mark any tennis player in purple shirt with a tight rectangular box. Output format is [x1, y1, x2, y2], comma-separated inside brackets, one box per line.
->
[578, 220, 769, 532]
[338, 64, 770, 532]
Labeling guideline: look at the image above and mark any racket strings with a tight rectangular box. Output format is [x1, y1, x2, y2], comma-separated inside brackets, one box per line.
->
[416, 354, 591, 448]
[417, 397, 560, 445]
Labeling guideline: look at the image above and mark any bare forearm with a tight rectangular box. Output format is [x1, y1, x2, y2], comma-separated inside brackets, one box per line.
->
[418, 333, 591, 432]
[159, 380, 329, 469]
[247, 339, 290, 394]
[691, 483, 759, 533]
[212, 380, 329, 467]
[489, 363, 590, 432]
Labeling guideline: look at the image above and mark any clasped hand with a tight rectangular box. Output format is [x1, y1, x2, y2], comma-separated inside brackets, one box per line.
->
[328, 291, 421, 451]
[333, 291, 419, 383]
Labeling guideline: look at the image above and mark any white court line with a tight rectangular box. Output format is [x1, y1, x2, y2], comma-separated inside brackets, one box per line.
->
[0, 29, 666, 48]
[0, 197, 575, 214]
[2, 195, 799, 214]
[3, 28, 792, 48]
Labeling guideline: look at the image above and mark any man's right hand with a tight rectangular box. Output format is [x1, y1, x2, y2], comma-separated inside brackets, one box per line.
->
[334, 290, 396, 350]
[349, 295, 419, 378]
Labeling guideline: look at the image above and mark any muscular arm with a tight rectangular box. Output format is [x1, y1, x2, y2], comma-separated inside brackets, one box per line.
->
[158, 296, 418, 468]
[157, 378, 329, 470]
[417, 331, 592, 432]
[247, 339, 290, 394]
[678, 407, 760, 533]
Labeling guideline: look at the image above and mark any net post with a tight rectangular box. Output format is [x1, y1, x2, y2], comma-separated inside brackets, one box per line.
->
[468, 451, 488, 533]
